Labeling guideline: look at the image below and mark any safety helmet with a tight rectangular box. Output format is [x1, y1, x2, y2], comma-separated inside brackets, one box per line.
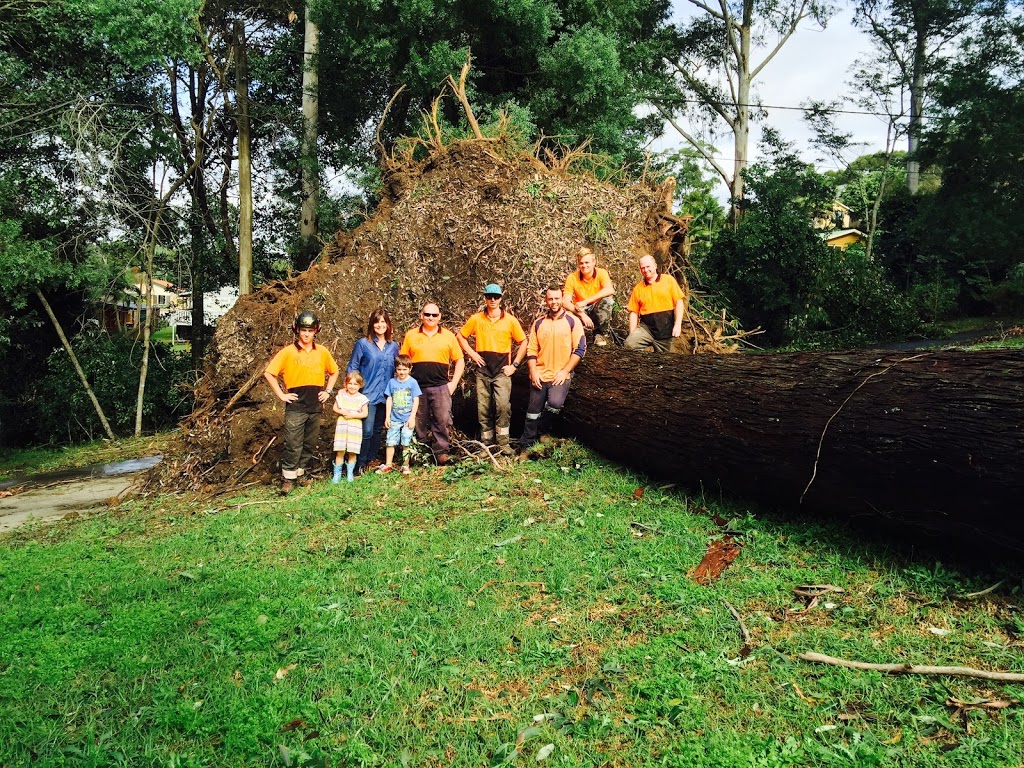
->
[293, 310, 320, 333]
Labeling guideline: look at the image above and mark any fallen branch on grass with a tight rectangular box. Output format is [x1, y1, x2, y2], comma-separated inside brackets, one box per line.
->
[798, 652, 1024, 682]
[453, 438, 504, 470]
[724, 601, 751, 646]
[956, 580, 1005, 600]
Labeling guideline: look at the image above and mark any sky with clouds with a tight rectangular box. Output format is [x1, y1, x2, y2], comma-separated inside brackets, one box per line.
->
[651, 3, 898, 187]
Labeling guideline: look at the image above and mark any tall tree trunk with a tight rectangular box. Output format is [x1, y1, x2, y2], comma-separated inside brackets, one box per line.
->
[235, 18, 253, 295]
[190, 185, 207, 367]
[731, 9, 752, 220]
[561, 348, 1024, 555]
[297, 6, 320, 271]
[34, 289, 117, 441]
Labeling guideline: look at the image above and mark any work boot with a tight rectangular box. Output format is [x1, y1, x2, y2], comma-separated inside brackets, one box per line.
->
[280, 479, 294, 495]
[497, 441, 515, 456]
[594, 333, 608, 347]
[297, 475, 313, 487]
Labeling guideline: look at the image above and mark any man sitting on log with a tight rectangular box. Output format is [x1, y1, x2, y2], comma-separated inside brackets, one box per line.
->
[562, 246, 615, 347]
[624, 255, 686, 352]
[399, 302, 465, 466]
[458, 283, 528, 456]
[519, 287, 587, 456]
[263, 310, 340, 494]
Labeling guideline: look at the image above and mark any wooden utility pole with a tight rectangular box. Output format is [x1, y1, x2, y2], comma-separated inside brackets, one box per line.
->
[235, 18, 253, 294]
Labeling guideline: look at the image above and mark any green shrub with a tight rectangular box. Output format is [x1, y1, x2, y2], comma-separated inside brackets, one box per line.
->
[31, 332, 195, 443]
[789, 244, 917, 347]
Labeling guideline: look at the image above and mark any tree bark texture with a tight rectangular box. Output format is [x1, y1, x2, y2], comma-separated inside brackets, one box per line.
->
[297, 8, 319, 271]
[561, 348, 1024, 553]
[235, 19, 253, 295]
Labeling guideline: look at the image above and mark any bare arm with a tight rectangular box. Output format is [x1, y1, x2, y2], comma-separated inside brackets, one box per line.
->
[448, 357, 465, 395]
[264, 370, 298, 404]
[672, 298, 685, 337]
[628, 311, 639, 334]
[502, 341, 528, 377]
[458, 333, 485, 367]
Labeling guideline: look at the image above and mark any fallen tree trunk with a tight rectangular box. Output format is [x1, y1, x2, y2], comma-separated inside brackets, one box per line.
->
[562, 348, 1024, 555]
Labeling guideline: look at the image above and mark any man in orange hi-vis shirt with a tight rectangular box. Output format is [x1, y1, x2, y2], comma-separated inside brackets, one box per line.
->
[519, 287, 586, 455]
[624, 255, 686, 352]
[399, 302, 465, 465]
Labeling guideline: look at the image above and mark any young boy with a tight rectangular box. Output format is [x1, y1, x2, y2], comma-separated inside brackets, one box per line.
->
[377, 354, 422, 475]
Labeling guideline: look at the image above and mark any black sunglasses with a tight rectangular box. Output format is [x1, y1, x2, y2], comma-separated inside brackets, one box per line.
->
[484, 294, 501, 299]
[422, 312, 440, 318]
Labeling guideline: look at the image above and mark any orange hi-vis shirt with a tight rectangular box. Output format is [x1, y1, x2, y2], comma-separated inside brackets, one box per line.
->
[265, 342, 339, 412]
[399, 325, 464, 388]
[626, 273, 685, 339]
[459, 310, 527, 377]
[563, 267, 612, 304]
[526, 312, 586, 382]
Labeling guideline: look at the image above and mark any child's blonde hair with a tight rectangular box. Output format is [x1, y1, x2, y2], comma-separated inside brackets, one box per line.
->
[344, 371, 364, 387]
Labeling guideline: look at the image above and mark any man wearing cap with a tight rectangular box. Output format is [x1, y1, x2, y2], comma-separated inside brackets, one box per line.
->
[399, 302, 465, 465]
[624, 255, 686, 352]
[458, 284, 528, 456]
[264, 310, 340, 494]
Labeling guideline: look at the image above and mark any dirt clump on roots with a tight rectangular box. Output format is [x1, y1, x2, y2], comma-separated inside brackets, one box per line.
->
[156, 137, 740, 492]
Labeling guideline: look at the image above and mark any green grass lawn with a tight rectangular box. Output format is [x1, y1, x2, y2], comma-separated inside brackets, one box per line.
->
[2, 442, 1022, 767]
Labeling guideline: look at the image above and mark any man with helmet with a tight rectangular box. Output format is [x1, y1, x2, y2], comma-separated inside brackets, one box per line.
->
[264, 310, 340, 494]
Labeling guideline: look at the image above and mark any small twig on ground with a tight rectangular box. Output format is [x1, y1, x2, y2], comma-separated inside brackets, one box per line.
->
[956, 580, 1005, 600]
[453, 438, 502, 469]
[793, 584, 844, 598]
[226, 499, 277, 513]
[798, 652, 1024, 682]
[724, 600, 751, 646]
[629, 521, 663, 535]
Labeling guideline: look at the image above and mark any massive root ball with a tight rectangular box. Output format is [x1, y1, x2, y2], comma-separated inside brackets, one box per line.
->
[158, 139, 732, 491]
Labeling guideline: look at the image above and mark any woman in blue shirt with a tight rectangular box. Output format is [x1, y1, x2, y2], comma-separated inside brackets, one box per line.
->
[347, 308, 399, 475]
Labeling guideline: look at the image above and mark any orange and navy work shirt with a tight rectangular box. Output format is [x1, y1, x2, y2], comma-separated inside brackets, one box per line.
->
[526, 312, 586, 382]
[265, 342, 339, 412]
[626, 274, 685, 340]
[399, 326, 464, 389]
[459, 310, 527, 377]
[563, 267, 612, 304]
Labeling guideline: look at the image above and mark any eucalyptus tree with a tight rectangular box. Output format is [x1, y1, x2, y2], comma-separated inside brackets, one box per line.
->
[852, 0, 1004, 194]
[650, 0, 835, 213]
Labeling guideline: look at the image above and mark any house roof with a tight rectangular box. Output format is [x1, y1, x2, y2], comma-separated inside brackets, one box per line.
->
[823, 228, 867, 242]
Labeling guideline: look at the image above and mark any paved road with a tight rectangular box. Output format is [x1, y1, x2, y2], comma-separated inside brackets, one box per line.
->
[0, 471, 148, 534]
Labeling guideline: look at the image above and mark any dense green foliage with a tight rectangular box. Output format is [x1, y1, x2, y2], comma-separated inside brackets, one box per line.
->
[2, 442, 1022, 766]
[15, 333, 195, 444]
[703, 136, 914, 346]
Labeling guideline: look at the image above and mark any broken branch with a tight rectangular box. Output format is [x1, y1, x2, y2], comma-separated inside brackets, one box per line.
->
[798, 652, 1024, 682]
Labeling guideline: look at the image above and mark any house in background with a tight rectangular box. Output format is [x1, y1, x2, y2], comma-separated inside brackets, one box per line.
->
[97, 271, 181, 332]
[166, 285, 239, 342]
[814, 200, 868, 251]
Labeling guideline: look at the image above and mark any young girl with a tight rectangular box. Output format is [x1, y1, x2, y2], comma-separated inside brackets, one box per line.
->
[332, 372, 369, 483]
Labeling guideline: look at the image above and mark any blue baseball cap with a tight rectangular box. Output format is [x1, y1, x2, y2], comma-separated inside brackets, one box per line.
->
[483, 283, 503, 296]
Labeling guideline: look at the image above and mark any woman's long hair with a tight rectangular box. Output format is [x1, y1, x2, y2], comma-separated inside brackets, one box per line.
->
[365, 308, 393, 342]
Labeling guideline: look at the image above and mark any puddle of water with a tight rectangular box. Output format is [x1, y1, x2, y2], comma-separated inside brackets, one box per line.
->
[0, 455, 162, 492]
